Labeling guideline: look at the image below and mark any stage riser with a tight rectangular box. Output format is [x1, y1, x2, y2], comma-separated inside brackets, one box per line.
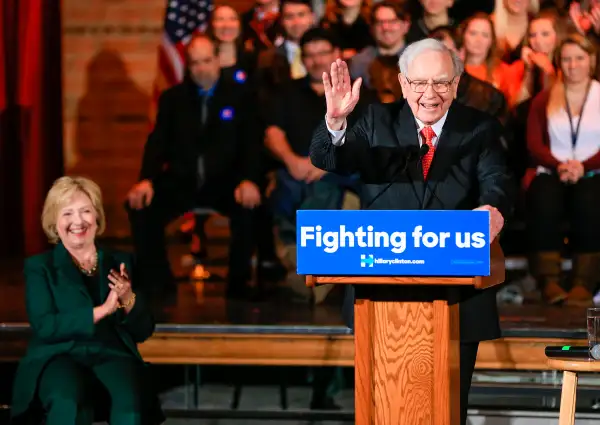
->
[0, 334, 587, 370]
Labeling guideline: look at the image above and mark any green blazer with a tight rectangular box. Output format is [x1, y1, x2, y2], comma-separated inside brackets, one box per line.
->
[11, 243, 161, 422]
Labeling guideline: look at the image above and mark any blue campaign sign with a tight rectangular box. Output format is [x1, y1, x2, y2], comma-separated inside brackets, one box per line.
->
[296, 210, 490, 277]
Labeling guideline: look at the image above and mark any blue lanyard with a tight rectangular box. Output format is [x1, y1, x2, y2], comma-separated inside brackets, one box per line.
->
[564, 81, 591, 150]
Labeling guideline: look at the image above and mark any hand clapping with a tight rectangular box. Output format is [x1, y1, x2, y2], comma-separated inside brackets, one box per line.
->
[103, 290, 120, 316]
[108, 263, 134, 305]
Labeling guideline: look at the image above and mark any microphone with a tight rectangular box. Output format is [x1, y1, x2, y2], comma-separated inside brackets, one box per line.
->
[364, 144, 427, 209]
[545, 345, 600, 360]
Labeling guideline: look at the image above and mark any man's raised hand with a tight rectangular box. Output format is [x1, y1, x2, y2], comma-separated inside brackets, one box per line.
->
[323, 59, 362, 130]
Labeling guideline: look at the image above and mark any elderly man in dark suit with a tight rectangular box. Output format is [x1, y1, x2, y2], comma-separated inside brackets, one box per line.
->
[309, 38, 515, 425]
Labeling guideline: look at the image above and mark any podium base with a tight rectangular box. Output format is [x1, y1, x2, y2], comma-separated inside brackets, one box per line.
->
[355, 297, 461, 425]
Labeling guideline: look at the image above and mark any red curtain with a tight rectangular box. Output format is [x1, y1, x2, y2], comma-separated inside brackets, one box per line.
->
[0, 0, 63, 258]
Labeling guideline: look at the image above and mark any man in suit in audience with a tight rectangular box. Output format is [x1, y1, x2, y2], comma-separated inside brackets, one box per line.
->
[255, 0, 315, 103]
[125, 35, 279, 300]
[309, 39, 515, 425]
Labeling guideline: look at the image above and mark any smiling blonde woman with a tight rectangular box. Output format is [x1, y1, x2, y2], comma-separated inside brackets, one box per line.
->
[10, 176, 164, 425]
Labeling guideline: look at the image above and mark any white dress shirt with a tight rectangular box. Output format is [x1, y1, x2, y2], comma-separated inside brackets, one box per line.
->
[326, 111, 449, 147]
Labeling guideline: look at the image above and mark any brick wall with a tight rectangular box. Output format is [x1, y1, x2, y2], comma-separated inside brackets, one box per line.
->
[62, 0, 254, 238]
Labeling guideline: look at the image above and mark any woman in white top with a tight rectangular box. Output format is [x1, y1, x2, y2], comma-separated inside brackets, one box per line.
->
[525, 33, 600, 306]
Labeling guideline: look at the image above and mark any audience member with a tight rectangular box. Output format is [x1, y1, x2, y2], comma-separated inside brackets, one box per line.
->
[510, 8, 563, 106]
[406, 0, 455, 43]
[320, 0, 374, 58]
[11, 176, 162, 425]
[568, 0, 600, 77]
[525, 33, 600, 306]
[350, 1, 410, 102]
[264, 28, 372, 284]
[126, 35, 278, 300]
[458, 13, 514, 100]
[505, 9, 564, 183]
[255, 0, 315, 103]
[208, 5, 258, 83]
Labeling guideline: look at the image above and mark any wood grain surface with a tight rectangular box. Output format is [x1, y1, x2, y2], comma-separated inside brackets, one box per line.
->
[354, 298, 460, 425]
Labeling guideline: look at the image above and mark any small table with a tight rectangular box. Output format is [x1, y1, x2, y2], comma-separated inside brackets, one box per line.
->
[547, 357, 600, 425]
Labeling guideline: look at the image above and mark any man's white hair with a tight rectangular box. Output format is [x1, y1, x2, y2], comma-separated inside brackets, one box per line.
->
[398, 38, 464, 78]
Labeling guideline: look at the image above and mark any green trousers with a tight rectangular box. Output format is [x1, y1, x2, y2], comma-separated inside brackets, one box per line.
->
[37, 345, 143, 425]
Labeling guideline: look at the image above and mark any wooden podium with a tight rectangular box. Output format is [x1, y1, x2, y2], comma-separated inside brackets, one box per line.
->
[306, 240, 506, 425]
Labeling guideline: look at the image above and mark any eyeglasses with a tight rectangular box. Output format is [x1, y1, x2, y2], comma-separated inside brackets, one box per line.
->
[404, 76, 456, 93]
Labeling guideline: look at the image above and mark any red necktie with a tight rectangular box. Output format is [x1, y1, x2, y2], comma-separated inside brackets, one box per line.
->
[420, 126, 436, 179]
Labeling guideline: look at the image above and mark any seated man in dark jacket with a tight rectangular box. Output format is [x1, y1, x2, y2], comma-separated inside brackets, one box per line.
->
[126, 35, 275, 299]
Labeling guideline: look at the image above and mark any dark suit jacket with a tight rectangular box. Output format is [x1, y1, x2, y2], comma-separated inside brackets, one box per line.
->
[11, 244, 162, 424]
[139, 76, 262, 193]
[310, 100, 515, 342]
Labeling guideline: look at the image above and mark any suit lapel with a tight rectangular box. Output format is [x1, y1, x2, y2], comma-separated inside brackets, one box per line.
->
[53, 243, 92, 302]
[423, 104, 463, 209]
[394, 102, 424, 205]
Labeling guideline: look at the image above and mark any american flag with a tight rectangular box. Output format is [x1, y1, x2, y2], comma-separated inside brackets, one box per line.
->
[151, 0, 213, 121]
